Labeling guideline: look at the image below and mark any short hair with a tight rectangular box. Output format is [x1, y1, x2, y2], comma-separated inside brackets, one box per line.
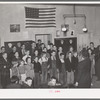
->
[68, 51, 72, 54]
[42, 51, 46, 55]
[49, 43, 53, 46]
[1, 46, 5, 50]
[51, 50, 56, 53]
[38, 39, 41, 42]
[34, 49, 39, 52]
[51, 76, 56, 80]
[25, 77, 32, 81]
[32, 41, 36, 44]
[2, 52, 7, 56]
[26, 57, 31, 63]
[90, 42, 94, 45]
[69, 46, 73, 49]
[12, 45, 17, 49]
[25, 49, 30, 52]
[11, 76, 19, 83]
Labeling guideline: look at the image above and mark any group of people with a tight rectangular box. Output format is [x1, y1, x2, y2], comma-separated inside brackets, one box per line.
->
[0, 39, 99, 88]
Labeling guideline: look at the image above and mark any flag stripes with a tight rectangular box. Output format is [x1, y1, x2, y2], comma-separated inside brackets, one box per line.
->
[25, 7, 56, 28]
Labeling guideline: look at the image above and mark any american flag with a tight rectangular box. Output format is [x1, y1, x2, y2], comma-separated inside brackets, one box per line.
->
[25, 7, 56, 28]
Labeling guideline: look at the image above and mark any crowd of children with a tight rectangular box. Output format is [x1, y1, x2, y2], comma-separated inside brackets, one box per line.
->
[0, 39, 99, 88]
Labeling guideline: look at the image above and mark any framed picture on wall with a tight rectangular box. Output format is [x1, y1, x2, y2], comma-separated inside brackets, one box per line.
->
[10, 24, 20, 32]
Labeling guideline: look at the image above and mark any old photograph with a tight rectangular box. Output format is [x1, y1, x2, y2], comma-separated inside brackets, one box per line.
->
[0, 2, 100, 89]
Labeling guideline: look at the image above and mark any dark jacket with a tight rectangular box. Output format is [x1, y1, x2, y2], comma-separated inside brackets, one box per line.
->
[34, 62, 41, 73]
[65, 57, 75, 72]
[76, 58, 91, 88]
[0, 58, 12, 88]
[21, 83, 32, 88]
[6, 83, 21, 89]
[57, 59, 66, 73]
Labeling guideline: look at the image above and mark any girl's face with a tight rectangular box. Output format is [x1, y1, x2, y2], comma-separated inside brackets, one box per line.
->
[88, 49, 92, 54]
[43, 48, 47, 52]
[32, 43, 36, 48]
[15, 52, 19, 57]
[27, 58, 31, 63]
[59, 47, 62, 52]
[1, 48, 5, 53]
[41, 44, 45, 48]
[35, 50, 38, 55]
[22, 45, 25, 49]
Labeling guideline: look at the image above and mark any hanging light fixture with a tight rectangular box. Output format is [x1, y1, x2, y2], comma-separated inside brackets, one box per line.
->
[82, 15, 88, 32]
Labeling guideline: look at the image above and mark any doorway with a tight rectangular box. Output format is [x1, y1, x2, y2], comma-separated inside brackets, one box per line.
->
[54, 37, 77, 53]
[35, 34, 52, 47]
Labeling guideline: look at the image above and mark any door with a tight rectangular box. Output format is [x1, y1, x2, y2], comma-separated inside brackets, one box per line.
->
[35, 34, 51, 47]
[54, 37, 77, 53]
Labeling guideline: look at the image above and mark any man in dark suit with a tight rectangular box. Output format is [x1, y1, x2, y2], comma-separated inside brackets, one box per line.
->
[75, 49, 91, 88]
[0, 46, 5, 60]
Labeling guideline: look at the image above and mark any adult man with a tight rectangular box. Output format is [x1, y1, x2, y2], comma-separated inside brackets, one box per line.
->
[75, 49, 91, 88]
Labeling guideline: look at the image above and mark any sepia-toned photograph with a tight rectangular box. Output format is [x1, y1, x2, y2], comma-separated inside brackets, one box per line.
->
[0, 1, 100, 90]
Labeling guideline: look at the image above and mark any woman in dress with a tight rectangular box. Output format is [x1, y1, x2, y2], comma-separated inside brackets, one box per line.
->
[25, 57, 34, 86]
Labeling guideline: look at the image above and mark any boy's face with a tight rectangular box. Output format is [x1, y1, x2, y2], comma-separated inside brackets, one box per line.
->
[1, 48, 5, 53]
[26, 51, 30, 55]
[69, 47, 73, 52]
[27, 80, 32, 86]
[27, 58, 31, 63]
[59, 47, 62, 51]
[17, 43, 21, 47]
[13, 47, 17, 52]
[52, 52, 56, 56]
[35, 51, 38, 55]
[3, 53, 7, 59]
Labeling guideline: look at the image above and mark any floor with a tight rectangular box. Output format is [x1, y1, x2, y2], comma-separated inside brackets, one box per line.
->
[92, 76, 100, 88]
